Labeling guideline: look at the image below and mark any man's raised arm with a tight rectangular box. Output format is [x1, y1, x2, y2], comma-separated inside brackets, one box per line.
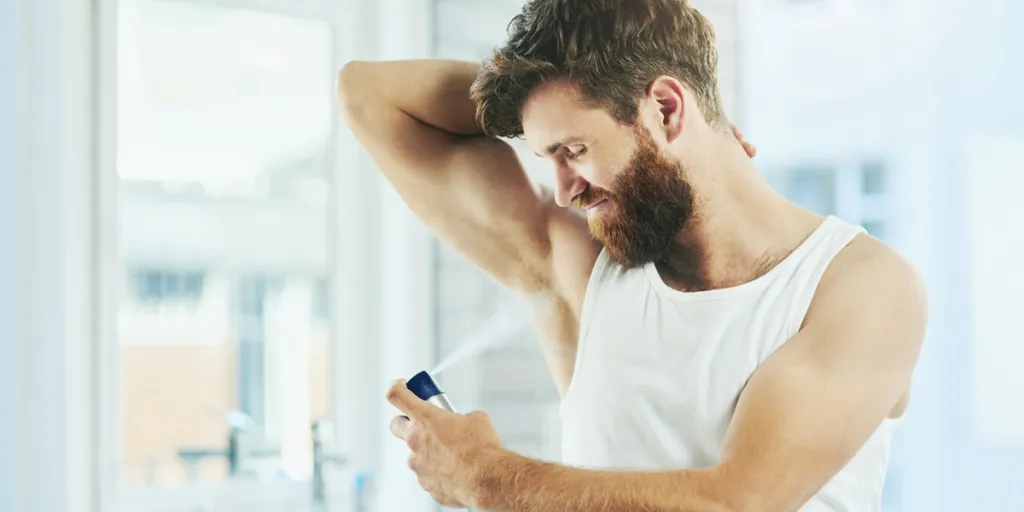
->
[337, 59, 598, 294]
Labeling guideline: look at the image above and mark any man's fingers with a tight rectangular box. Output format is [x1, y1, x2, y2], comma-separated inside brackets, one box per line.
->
[386, 379, 435, 420]
[389, 415, 411, 440]
[731, 123, 743, 140]
[730, 124, 757, 158]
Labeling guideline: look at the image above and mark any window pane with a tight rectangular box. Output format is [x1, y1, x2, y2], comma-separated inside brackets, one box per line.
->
[783, 166, 837, 215]
[117, 0, 333, 489]
[861, 162, 885, 195]
[861, 221, 886, 239]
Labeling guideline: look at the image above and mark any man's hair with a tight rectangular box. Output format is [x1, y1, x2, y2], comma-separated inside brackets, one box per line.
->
[470, 0, 725, 139]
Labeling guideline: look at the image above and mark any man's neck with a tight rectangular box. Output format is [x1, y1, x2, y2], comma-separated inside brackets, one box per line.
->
[657, 149, 822, 292]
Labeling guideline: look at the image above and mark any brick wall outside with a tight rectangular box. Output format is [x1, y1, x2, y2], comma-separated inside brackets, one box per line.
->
[121, 338, 331, 488]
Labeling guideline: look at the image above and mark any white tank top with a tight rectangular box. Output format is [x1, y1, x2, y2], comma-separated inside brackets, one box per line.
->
[560, 215, 901, 512]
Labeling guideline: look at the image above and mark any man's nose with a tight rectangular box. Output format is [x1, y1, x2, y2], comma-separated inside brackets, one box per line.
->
[554, 164, 588, 208]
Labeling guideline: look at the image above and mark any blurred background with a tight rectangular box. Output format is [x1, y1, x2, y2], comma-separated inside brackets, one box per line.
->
[1, 0, 1022, 511]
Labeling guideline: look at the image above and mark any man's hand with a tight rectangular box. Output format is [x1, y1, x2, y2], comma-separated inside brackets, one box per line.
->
[732, 124, 758, 158]
[386, 380, 506, 508]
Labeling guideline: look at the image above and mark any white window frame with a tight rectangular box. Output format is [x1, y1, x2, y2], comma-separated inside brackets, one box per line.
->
[0, 1, 100, 512]
[1, 0, 437, 509]
[92, 0, 428, 510]
[102, 0, 356, 507]
[98, 0, 443, 510]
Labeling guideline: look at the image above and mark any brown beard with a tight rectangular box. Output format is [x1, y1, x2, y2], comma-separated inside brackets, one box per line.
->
[575, 129, 700, 278]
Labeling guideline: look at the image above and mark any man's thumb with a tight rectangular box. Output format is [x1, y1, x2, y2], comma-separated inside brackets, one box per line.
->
[386, 379, 433, 420]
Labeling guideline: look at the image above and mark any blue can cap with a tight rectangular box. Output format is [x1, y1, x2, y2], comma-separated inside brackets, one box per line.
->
[407, 371, 444, 401]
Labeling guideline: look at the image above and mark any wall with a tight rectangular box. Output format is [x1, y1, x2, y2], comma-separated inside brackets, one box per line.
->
[0, 1, 98, 512]
[0, 1, 32, 510]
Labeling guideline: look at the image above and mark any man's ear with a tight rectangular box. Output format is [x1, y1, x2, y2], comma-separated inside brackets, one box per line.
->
[647, 76, 687, 143]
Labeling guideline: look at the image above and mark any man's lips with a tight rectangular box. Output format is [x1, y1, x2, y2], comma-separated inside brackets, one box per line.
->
[584, 198, 608, 211]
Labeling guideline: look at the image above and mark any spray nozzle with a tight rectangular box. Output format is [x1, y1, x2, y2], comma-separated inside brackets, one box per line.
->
[407, 371, 444, 401]
[406, 370, 456, 412]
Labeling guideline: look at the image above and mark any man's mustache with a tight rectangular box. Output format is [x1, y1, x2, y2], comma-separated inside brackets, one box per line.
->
[572, 186, 614, 210]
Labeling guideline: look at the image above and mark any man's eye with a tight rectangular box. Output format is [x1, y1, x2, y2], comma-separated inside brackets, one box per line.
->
[566, 146, 587, 159]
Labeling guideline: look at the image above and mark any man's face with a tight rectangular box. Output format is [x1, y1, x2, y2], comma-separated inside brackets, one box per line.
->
[522, 81, 695, 268]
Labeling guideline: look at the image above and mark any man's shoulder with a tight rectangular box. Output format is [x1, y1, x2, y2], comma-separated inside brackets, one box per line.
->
[787, 233, 927, 420]
[827, 233, 925, 296]
[805, 233, 928, 340]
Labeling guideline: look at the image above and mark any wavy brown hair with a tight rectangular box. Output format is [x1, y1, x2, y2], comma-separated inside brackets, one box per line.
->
[470, 0, 725, 139]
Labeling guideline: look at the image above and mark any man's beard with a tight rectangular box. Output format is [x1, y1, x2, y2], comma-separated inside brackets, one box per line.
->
[575, 130, 696, 269]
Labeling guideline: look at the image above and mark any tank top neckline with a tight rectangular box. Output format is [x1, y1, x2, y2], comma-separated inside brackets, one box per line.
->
[641, 215, 845, 303]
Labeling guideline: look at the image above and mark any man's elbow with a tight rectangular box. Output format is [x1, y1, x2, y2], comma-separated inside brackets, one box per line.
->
[698, 470, 799, 512]
[706, 491, 797, 512]
[336, 60, 379, 122]
[710, 493, 762, 512]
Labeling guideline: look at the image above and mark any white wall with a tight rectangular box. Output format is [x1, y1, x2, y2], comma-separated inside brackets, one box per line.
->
[0, 1, 99, 512]
[0, 0, 32, 510]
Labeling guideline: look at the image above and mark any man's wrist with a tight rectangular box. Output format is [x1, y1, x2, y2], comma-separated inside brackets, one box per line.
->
[464, 446, 521, 510]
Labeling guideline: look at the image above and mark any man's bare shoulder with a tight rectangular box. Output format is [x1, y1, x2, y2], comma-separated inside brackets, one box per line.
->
[805, 232, 928, 350]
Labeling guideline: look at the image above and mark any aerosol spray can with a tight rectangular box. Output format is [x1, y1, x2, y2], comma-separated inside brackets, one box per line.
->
[406, 371, 456, 412]
[406, 371, 471, 511]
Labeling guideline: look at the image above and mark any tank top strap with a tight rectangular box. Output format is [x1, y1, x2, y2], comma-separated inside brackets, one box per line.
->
[771, 216, 867, 354]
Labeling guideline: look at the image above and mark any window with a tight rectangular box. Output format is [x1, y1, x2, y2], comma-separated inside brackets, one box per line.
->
[236, 276, 275, 427]
[116, 0, 334, 492]
[131, 269, 206, 305]
[312, 278, 330, 323]
[861, 220, 886, 239]
[782, 166, 838, 215]
[772, 161, 889, 240]
[861, 162, 885, 195]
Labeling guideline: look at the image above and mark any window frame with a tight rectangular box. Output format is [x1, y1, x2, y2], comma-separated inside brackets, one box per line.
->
[97, 0, 443, 510]
[95, 0, 381, 510]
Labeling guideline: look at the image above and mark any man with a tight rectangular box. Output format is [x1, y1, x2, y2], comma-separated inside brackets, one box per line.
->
[338, 0, 926, 510]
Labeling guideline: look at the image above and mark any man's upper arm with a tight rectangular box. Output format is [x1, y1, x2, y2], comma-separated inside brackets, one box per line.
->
[716, 238, 927, 512]
[342, 89, 597, 295]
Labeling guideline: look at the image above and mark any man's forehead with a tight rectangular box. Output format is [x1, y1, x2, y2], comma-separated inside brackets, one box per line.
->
[521, 81, 586, 123]
[521, 82, 616, 153]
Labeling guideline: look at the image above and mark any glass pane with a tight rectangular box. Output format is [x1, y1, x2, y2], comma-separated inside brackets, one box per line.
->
[860, 221, 886, 240]
[782, 166, 836, 216]
[861, 162, 885, 195]
[116, 0, 334, 489]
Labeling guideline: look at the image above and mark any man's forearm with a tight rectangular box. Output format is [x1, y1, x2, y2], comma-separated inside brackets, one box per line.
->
[338, 59, 482, 136]
[470, 451, 740, 512]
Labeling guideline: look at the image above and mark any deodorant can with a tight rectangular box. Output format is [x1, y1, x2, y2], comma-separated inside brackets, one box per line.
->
[405, 371, 471, 511]
[406, 371, 456, 412]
